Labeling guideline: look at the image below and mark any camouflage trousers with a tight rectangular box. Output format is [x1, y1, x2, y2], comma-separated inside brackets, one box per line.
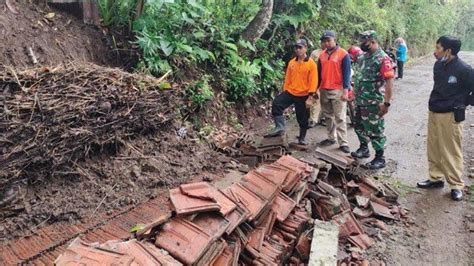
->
[354, 105, 386, 151]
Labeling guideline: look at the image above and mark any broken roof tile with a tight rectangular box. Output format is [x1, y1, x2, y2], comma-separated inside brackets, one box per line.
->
[99, 239, 183, 265]
[275, 155, 313, 174]
[196, 238, 226, 266]
[314, 147, 355, 170]
[210, 243, 234, 266]
[247, 227, 266, 252]
[180, 182, 217, 201]
[155, 218, 213, 265]
[135, 213, 172, 239]
[332, 210, 364, 238]
[254, 164, 289, 188]
[272, 192, 297, 222]
[54, 238, 135, 265]
[224, 205, 250, 235]
[370, 201, 396, 220]
[295, 234, 311, 260]
[268, 164, 302, 193]
[214, 190, 237, 216]
[169, 187, 220, 215]
[260, 210, 277, 235]
[358, 178, 381, 197]
[348, 234, 375, 250]
[226, 183, 267, 221]
[191, 212, 231, 240]
[241, 171, 279, 201]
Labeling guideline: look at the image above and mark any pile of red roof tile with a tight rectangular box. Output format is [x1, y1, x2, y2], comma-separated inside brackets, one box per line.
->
[55, 155, 316, 265]
[55, 150, 407, 265]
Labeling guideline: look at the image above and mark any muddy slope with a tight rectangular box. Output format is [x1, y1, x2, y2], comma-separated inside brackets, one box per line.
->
[0, 2, 112, 67]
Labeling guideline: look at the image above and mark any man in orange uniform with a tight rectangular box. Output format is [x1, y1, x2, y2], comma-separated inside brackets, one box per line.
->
[265, 39, 318, 145]
[317, 30, 352, 153]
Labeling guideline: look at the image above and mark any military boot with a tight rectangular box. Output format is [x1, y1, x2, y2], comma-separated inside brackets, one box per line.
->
[351, 144, 370, 158]
[297, 127, 308, 145]
[264, 116, 285, 138]
[365, 150, 386, 170]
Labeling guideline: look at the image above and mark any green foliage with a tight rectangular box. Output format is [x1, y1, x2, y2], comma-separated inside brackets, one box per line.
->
[186, 75, 214, 108]
[98, 0, 471, 105]
[96, 0, 137, 28]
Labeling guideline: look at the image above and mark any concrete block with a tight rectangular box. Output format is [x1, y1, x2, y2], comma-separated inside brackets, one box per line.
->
[309, 219, 339, 266]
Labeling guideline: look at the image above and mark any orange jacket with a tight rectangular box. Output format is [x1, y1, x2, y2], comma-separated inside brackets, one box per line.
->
[318, 47, 350, 90]
[283, 57, 318, 96]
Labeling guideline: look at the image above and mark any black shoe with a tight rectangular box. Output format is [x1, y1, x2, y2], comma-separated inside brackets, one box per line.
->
[319, 139, 336, 146]
[451, 189, 463, 201]
[365, 157, 386, 169]
[364, 150, 385, 169]
[340, 145, 350, 154]
[297, 127, 308, 145]
[416, 180, 444, 189]
[308, 121, 316, 128]
[351, 145, 370, 158]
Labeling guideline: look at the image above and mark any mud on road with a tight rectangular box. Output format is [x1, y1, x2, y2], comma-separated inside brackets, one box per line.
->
[283, 52, 474, 265]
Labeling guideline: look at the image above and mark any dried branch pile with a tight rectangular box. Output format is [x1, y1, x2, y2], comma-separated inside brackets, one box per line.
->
[0, 64, 176, 185]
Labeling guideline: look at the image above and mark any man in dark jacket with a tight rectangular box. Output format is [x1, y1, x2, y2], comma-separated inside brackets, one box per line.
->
[417, 36, 474, 201]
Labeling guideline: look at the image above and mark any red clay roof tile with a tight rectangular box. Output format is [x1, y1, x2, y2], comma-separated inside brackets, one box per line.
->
[191, 212, 230, 241]
[54, 238, 135, 265]
[224, 205, 250, 235]
[241, 171, 279, 201]
[225, 183, 267, 221]
[213, 190, 237, 216]
[99, 239, 183, 265]
[155, 218, 213, 265]
[254, 164, 289, 187]
[332, 210, 364, 238]
[180, 182, 217, 201]
[169, 187, 220, 215]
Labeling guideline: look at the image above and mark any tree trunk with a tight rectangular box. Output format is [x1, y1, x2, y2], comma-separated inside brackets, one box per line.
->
[241, 0, 274, 43]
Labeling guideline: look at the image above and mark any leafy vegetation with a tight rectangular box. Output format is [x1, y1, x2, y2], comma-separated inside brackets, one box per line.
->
[186, 75, 214, 109]
[97, 0, 473, 105]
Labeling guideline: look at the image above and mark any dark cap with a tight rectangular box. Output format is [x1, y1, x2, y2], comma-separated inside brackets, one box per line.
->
[294, 39, 308, 47]
[359, 30, 378, 41]
[320, 30, 336, 40]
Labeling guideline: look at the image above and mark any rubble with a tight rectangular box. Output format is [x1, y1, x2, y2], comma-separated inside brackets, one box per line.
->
[0, 63, 176, 186]
[54, 148, 408, 265]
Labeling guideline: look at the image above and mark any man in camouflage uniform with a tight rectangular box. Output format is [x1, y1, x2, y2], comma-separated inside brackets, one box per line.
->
[351, 31, 395, 169]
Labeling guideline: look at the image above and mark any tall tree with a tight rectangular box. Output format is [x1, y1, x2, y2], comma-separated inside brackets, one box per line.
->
[241, 0, 274, 43]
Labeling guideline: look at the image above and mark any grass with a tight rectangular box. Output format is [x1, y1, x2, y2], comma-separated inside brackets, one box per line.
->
[373, 174, 420, 197]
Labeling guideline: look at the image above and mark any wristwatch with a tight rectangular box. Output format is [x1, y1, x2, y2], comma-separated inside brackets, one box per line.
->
[384, 102, 391, 107]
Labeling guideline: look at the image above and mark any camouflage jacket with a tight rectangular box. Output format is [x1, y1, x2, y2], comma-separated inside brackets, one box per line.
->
[353, 48, 394, 106]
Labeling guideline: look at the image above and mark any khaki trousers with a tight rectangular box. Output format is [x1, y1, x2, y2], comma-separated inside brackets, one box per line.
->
[320, 89, 348, 145]
[427, 111, 464, 190]
[310, 91, 322, 123]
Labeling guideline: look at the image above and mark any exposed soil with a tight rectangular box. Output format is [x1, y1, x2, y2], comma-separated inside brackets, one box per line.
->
[0, 2, 115, 67]
[0, 126, 235, 242]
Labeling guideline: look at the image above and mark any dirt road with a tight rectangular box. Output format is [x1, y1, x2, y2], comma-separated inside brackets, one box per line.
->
[285, 52, 474, 265]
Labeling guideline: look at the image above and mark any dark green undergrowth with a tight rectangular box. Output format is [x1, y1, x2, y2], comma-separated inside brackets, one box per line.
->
[97, 0, 473, 109]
